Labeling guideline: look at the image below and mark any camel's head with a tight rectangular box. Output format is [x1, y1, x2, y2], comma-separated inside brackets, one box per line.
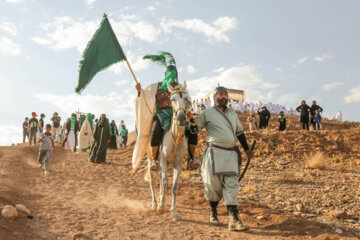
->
[167, 81, 189, 126]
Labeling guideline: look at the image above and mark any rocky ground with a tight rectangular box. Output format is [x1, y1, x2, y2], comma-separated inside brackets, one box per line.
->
[0, 113, 359, 239]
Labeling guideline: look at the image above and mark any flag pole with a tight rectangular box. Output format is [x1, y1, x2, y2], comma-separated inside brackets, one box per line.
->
[125, 60, 139, 84]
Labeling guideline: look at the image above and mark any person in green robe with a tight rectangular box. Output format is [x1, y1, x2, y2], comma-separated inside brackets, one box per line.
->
[89, 114, 110, 163]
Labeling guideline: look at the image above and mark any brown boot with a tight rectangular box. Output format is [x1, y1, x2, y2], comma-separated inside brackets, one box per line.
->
[187, 144, 200, 170]
[227, 205, 249, 232]
[149, 146, 159, 171]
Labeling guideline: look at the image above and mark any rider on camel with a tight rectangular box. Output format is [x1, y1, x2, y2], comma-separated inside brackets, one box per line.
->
[135, 51, 200, 171]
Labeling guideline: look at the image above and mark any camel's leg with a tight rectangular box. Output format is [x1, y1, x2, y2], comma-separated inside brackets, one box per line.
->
[157, 158, 168, 214]
[170, 166, 181, 221]
[149, 165, 157, 211]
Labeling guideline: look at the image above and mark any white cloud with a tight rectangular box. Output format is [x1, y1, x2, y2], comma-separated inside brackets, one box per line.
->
[35, 92, 136, 130]
[5, 0, 24, 3]
[0, 20, 17, 36]
[322, 81, 344, 91]
[0, 124, 22, 146]
[275, 67, 283, 72]
[277, 93, 300, 106]
[314, 54, 333, 62]
[293, 56, 308, 68]
[35, 16, 160, 53]
[161, 16, 238, 43]
[146, 6, 156, 11]
[344, 84, 360, 103]
[213, 67, 225, 73]
[31, 37, 53, 45]
[186, 64, 278, 101]
[0, 37, 21, 55]
[85, 0, 96, 5]
[186, 65, 197, 74]
[298, 56, 308, 64]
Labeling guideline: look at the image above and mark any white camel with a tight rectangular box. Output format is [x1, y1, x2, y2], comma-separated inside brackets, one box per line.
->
[148, 81, 189, 221]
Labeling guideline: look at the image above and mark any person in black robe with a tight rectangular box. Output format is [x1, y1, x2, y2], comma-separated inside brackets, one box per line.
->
[296, 100, 311, 130]
[310, 100, 323, 130]
[278, 111, 286, 131]
[258, 106, 271, 129]
[89, 114, 110, 163]
[109, 120, 118, 149]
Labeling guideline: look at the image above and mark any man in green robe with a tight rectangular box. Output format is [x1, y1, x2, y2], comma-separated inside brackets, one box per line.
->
[89, 114, 110, 163]
[187, 86, 254, 232]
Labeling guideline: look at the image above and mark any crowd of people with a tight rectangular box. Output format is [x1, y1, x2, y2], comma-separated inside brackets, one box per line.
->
[190, 97, 332, 132]
[22, 111, 129, 174]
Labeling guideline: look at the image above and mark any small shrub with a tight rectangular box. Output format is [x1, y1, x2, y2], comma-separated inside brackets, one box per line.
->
[307, 152, 327, 170]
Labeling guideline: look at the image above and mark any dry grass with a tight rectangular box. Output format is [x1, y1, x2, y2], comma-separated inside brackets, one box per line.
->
[307, 152, 328, 170]
[274, 144, 287, 156]
[273, 172, 300, 184]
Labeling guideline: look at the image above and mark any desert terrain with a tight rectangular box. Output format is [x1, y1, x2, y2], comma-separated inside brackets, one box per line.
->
[1, 113, 359, 240]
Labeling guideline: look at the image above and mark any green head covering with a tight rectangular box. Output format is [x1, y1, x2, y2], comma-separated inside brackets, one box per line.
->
[213, 86, 228, 96]
[143, 51, 177, 91]
[86, 113, 94, 130]
[70, 116, 76, 129]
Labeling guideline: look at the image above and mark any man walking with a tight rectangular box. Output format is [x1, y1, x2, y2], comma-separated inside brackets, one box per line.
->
[188, 86, 253, 232]
[38, 113, 46, 134]
[310, 100, 323, 130]
[51, 112, 61, 142]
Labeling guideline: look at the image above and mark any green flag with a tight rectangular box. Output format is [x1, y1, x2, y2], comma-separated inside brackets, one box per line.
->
[75, 16, 127, 94]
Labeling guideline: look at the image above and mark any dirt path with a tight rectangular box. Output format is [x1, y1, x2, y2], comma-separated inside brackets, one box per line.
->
[0, 144, 359, 240]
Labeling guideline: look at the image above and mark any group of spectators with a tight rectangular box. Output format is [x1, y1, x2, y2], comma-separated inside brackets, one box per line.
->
[22, 111, 129, 149]
[190, 97, 329, 132]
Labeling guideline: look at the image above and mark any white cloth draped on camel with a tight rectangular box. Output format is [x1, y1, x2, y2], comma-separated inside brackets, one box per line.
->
[79, 119, 94, 150]
[131, 83, 158, 173]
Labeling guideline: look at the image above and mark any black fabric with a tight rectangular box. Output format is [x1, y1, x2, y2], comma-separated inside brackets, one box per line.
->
[279, 116, 286, 131]
[23, 130, 29, 143]
[302, 121, 309, 130]
[209, 201, 219, 209]
[258, 109, 270, 129]
[150, 115, 164, 147]
[109, 135, 117, 149]
[29, 128, 37, 145]
[310, 104, 323, 116]
[185, 129, 198, 145]
[121, 136, 128, 147]
[296, 104, 311, 122]
[237, 133, 249, 151]
[227, 205, 240, 220]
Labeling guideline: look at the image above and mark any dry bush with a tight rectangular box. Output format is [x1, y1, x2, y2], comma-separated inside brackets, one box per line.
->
[273, 172, 300, 184]
[274, 144, 287, 156]
[307, 152, 328, 170]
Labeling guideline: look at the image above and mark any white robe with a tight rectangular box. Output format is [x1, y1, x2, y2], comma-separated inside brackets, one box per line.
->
[65, 130, 76, 151]
[132, 83, 158, 172]
[79, 119, 94, 150]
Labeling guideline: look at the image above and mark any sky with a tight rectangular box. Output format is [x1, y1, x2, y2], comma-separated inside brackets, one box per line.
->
[1, 0, 360, 145]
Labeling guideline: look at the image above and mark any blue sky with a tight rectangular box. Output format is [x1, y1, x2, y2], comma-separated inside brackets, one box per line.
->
[1, 0, 360, 145]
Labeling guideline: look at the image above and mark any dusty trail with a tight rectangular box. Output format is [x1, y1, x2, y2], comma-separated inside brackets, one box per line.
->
[0, 142, 359, 240]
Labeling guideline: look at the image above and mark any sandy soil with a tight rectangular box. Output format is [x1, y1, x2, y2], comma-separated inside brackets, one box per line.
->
[1, 137, 359, 239]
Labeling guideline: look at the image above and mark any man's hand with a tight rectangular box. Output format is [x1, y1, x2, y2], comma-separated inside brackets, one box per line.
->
[187, 111, 193, 119]
[107, 140, 110, 144]
[246, 150, 254, 159]
[135, 83, 141, 93]
[51, 149, 54, 152]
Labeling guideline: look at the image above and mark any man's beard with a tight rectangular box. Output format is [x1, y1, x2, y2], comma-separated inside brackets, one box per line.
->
[216, 98, 228, 107]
